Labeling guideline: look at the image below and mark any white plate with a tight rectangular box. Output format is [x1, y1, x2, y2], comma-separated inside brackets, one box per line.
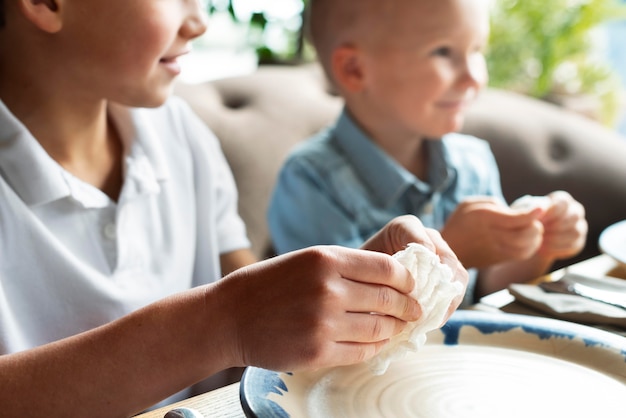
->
[240, 311, 626, 418]
[599, 220, 626, 268]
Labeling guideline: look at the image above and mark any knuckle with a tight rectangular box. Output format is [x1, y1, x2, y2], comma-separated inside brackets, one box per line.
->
[369, 315, 386, 341]
[301, 343, 327, 366]
[377, 256, 396, 280]
[301, 322, 333, 362]
[306, 313, 332, 338]
[308, 341, 327, 360]
[300, 246, 335, 269]
[376, 286, 394, 312]
[312, 276, 342, 304]
[403, 295, 421, 320]
[353, 346, 372, 364]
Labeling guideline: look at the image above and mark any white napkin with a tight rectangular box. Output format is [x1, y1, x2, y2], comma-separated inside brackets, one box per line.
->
[366, 243, 464, 375]
[509, 283, 626, 328]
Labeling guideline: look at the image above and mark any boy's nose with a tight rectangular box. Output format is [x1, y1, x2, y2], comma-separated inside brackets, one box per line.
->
[461, 55, 488, 90]
[182, 0, 209, 40]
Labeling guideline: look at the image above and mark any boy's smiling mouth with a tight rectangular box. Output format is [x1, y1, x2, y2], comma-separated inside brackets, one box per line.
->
[160, 50, 189, 63]
[435, 100, 470, 111]
[159, 50, 190, 75]
[436, 93, 478, 110]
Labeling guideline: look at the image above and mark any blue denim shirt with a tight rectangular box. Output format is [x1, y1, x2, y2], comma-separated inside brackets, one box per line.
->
[268, 108, 505, 303]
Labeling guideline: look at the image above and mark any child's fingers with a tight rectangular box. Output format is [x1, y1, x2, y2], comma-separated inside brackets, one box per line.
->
[341, 279, 422, 322]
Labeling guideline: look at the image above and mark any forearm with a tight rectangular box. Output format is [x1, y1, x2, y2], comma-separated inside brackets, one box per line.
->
[0, 286, 232, 418]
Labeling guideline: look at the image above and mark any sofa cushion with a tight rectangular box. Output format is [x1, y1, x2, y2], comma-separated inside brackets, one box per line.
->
[175, 65, 626, 268]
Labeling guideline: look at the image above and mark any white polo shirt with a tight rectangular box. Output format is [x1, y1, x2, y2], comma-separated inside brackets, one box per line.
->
[0, 97, 249, 355]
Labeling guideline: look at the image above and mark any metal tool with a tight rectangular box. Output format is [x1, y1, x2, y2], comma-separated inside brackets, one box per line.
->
[539, 273, 626, 311]
[163, 407, 204, 418]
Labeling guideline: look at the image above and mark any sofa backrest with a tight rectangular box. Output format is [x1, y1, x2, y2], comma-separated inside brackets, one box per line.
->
[176, 64, 626, 268]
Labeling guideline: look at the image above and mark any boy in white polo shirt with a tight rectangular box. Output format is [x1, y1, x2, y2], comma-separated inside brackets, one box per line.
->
[0, 0, 467, 415]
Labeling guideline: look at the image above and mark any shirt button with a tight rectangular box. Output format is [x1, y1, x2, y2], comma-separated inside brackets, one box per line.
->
[103, 223, 117, 240]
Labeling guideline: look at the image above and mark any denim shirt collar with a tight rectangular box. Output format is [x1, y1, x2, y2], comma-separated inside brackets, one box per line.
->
[334, 108, 455, 208]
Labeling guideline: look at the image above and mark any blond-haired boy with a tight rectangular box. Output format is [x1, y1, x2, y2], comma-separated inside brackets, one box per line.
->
[269, 0, 587, 303]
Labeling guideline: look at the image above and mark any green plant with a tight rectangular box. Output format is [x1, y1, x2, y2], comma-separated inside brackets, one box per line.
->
[205, 0, 626, 125]
[206, 0, 310, 64]
[487, 0, 626, 125]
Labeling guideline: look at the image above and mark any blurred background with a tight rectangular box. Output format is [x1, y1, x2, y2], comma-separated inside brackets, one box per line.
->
[182, 0, 626, 136]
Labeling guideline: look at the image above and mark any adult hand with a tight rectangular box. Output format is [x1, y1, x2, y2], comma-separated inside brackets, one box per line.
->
[441, 197, 545, 269]
[537, 190, 587, 260]
[210, 245, 422, 373]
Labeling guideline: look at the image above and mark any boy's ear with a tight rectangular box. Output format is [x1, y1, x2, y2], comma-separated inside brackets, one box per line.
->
[331, 45, 366, 93]
[18, 0, 63, 33]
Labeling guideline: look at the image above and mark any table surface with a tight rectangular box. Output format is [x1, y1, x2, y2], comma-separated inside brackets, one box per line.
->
[474, 253, 626, 336]
[135, 383, 244, 417]
[136, 254, 626, 418]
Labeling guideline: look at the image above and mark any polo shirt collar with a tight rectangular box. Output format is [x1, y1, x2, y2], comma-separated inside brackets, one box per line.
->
[334, 108, 454, 207]
[0, 100, 69, 206]
[109, 104, 170, 201]
[0, 100, 169, 207]
[109, 103, 170, 184]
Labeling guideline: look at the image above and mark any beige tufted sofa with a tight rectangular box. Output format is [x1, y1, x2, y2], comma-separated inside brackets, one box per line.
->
[175, 64, 626, 270]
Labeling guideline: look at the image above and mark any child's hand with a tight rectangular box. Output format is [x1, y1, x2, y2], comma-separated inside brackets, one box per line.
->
[441, 197, 545, 269]
[362, 215, 468, 320]
[362, 215, 465, 273]
[215, 216, 468, 373]
[214, 245, 422, 372]
[537, 191, 587, 260]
